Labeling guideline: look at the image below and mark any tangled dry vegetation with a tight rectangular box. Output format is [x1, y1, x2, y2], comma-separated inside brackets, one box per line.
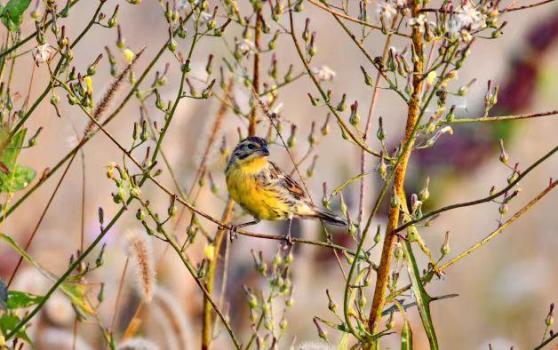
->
[0, 0, 557, 349]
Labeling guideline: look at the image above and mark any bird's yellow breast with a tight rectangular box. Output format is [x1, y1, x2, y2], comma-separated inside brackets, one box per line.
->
[226, 157, 290, 220]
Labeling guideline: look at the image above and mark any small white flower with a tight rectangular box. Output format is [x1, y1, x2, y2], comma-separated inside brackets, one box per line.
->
[199, 11, 212, 23]
[448, 3, 486, 36]
[376, 1, 397, 21]
[176, 0, 199, 11]
[270, 102, 284, 115]
[395, 0, 407, 7]
[118, 338, 160, 350]
[312, 65, 336, 81]
[238, 39, 256, 55]
[33, 44, 55, 64]
[418, 125, 454, 149]
[175, 0, 188, 10]
[408, 14, 427, 33]
[457, 3, 486, 30]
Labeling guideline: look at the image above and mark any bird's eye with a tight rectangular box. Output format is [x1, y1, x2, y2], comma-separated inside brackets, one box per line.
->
[247, 144, 256, 150]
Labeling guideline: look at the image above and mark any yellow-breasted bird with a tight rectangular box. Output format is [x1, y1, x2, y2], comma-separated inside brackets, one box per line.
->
[225, 136, 346, 242]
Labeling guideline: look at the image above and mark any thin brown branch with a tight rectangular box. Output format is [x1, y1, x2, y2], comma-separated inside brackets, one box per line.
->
[440, 180, 558, 271]
[248, 11, 262, 137]
[368, 0, 425, 336]
[503, 0, 556, 12]
[393, 144, 558, 235]
[6, 152, 78, 287]
[307, 0, 411, 38]
[358, 16, 398, 226]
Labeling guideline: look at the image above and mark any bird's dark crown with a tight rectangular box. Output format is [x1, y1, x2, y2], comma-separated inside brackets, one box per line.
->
[226, 136, 270, 171]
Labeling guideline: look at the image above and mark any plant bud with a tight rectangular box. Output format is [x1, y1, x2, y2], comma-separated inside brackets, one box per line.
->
[377, 117, 385, 141]
[313, 318, 327, 341]
[136, 209, 145, 221]
[321, 113, 331, 135]
[360, 65, 373, 86]
[336, 94, 346, 112]
[358, 295, 367, 308]
[546, 304, 554, 326]
[499, 203, 508, 215]
[498, 139, 509, 165]
[394, 242, 403, 259]
[349, 101, 360, 126]
[374, 226, 382, 244]
[386, 312, 395, 329]
[287, 124, 297, 148]
[441, 231, 450, 256]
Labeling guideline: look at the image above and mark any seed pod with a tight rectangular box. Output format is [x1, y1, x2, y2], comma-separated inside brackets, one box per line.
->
[441, 231, 450, 256]
[349, 101, 360, 126]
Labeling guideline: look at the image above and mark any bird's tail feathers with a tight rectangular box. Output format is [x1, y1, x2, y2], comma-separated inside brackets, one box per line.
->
[311, 208, 347, 226]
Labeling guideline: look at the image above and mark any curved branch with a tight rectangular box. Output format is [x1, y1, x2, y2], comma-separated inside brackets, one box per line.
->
[393, 144, 558, 235]
[449, 110, 558, 124]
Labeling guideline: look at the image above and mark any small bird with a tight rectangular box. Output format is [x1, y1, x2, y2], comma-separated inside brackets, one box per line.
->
[225, 136, 346, 243]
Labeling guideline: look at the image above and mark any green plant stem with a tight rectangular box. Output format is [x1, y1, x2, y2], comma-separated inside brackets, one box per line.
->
[393, 144, 558, 235]
[10, 1, 106, 136]
[5, 21, 188, 341]
[0, 0, 82, 60]
[286, 1, 382, 158]
[307, 0, 410, 37]
[448, 110, 558, 124]
[534, 327, 558, 350]
[439, 180, 558, 272]
[0, 40, 168, 223]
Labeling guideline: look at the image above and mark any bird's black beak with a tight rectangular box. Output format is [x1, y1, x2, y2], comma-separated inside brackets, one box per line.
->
[260, 145, 270, 156]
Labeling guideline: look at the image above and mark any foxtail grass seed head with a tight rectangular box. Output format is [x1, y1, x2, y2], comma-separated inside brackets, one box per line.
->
[153, 287, 193, 350]
[297, 341, 330, 350]
[126, 231, 156, 303]
[117, 338, 159, 350]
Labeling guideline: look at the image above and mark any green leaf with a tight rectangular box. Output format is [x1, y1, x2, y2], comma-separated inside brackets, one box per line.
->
[0, 0, 32, 31]
[0, 165, 35, 192]
[401, 320, 413, 350]
[0, 233, 95, 317]
[0, 128, 25, 169]
[6, 291, 44, 310]
[0, 314, 30, 342]
[0, 129, 36, 192]
[402, 240, 439, 350]
[0, 280, 7, 311]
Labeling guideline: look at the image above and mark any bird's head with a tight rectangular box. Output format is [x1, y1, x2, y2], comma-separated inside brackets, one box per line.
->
[227, 136, 270, 170]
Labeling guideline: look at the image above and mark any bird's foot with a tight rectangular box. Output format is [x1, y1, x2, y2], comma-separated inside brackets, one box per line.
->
[228, 225, 238, 242]
[281, 233, 293, 250]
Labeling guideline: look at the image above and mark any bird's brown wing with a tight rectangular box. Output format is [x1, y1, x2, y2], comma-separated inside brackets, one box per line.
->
[268, 161, 308, 202]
